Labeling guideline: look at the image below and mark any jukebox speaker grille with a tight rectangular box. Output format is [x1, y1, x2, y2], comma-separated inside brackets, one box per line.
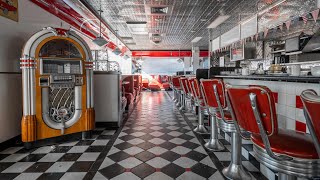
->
[49, 87, 75, 123]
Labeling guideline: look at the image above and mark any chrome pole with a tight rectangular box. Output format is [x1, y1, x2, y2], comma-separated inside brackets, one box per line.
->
[179, 93, 185, 111]
[205, 115, 224, 151]
[193, 106, 208, 134]
[222, 132, 252, 180]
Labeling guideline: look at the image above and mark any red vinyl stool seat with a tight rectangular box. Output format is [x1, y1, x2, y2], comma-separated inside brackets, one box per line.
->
[215, 110, 233, 121]
[162, 82, 170, 90]
[252, 129, 318, 159]
[172, 76, 183, 106]
[226, 85, 320, 179]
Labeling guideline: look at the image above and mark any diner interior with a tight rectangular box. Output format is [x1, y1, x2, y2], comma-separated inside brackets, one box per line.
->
[0, 0, 319, 180]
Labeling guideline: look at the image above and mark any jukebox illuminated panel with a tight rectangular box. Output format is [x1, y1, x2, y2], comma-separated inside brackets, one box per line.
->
[21, 28, 94, 146]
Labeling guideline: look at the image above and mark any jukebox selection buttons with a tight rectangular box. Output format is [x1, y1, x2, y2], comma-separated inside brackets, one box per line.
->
[75, 77, 83, 86]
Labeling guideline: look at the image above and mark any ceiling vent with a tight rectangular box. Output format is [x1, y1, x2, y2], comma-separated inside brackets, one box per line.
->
[145, 5, 172, 16]
[126, 22, 148, 35]
[151, 7, 168, 14]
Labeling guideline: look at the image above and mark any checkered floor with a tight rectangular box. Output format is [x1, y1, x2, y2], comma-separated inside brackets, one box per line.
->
[0, 91, 269, 180]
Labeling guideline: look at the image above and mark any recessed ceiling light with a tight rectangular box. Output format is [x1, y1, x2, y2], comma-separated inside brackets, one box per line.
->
[191, 37, 202, 43]
[207, 15, 230, 28]
[191, 30, 196, 33]
[200, 19, 207, 22]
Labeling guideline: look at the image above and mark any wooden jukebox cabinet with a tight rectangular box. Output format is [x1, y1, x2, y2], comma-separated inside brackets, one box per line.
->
[20, 27, 95, 148]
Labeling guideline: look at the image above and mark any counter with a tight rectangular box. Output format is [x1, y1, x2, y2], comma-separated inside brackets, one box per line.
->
[214, 75, 320, 135]
[214, 75, 320, 83]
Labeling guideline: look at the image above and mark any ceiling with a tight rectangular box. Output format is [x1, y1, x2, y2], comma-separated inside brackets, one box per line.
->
[80, 0, 317, 51]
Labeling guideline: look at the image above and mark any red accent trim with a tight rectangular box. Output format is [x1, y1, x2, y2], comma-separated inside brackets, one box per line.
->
[199, 51, 209, 57]
[132, 51, 192, 57]
[0, 1, 17, 12]
[295, 121, 306, 133]
[296, 96, 303, 109]
[20, 60, 36, 63]
[132, 50, 209, 57]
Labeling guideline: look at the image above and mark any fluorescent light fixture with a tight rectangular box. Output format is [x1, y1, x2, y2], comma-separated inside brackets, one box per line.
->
[191, 37, 202, 43]
[207, 15, 230, 28]
[93, 36, 108, 46]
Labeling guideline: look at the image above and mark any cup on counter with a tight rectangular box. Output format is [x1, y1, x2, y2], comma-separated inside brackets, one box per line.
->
[291, 65, 301, 76]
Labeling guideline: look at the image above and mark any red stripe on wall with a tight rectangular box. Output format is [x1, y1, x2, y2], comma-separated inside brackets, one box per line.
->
[296, 96, 303, 109]
[295, 121, 307, 133]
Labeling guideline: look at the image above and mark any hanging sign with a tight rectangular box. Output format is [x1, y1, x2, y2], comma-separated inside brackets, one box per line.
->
[311, 9, 319, 22]
[285, 20, 291, 31]
[0, 0, 18, 22]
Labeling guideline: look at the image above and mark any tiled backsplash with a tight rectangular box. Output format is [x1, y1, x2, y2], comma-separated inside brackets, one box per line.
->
[223, 78, 320, 133]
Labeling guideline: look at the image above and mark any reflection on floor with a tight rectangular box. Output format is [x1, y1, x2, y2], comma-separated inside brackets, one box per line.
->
[0, 91, 268, 180]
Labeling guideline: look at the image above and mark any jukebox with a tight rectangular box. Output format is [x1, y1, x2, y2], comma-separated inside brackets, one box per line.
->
[20, 27, 95, 148]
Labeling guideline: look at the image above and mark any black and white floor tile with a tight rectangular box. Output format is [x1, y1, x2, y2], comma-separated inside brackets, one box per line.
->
[0, 91, 273, 180]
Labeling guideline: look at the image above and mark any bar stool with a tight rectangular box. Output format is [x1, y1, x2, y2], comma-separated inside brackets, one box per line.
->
[301, 89, 320, 157]
[182, 77, 194, 112]
[178, 77, 187, 111]
[188, 77, 208, 134]
[204, 79, 251, 179]
[226, 85, 320, 180]
[200, 79, 225, 151]
[172, 76, 181, 105]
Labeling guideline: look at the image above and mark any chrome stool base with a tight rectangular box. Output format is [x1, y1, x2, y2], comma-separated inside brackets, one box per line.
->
[222, 132, 252, 180]
[278, 173, 297, 180]
[205, 139, 224, 151]
[193, 125, 208, 134]
[204, 115, 224, 151]
[222, 164, 252, 180]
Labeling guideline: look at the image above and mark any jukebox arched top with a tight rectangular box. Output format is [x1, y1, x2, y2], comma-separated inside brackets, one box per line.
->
[38, 38, 82, 58]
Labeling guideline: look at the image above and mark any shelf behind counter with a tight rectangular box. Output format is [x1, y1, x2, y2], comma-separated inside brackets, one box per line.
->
[213, 75, 320, 83]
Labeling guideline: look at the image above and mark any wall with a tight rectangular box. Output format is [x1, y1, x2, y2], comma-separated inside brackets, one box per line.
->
[0, 0, 71, 143]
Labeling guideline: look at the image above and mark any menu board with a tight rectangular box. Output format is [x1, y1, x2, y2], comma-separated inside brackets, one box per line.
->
[230, 47, 243, 61]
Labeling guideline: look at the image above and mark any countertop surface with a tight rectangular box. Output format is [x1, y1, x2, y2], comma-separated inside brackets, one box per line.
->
[214, 75, 320, 83]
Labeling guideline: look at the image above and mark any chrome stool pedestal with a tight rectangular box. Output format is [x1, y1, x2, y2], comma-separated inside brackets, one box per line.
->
[175, 90, 182, 107]
[179, 93, 186, 111]
[193, 106, 208, 134]
[204, 115, 224, 151]
[222, 132, 252, 180]
[173, 88, 178, 102]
